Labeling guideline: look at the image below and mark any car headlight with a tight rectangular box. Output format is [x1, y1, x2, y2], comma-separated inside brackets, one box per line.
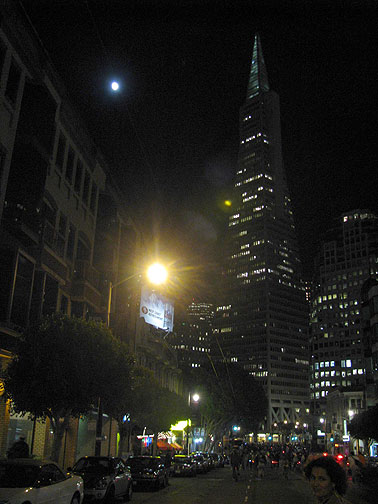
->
[94, 477, 109, 489]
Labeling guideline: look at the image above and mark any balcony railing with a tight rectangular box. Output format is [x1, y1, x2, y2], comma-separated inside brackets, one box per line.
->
[73, 260, 100, 290]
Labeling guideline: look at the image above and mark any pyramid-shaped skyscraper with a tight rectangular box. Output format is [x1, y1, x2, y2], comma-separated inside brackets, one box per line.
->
[215, 35, 309, 431]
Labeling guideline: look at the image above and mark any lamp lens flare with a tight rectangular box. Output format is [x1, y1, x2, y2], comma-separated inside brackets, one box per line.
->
[147, 263, 168, 285]
[111, 81, 120, 91]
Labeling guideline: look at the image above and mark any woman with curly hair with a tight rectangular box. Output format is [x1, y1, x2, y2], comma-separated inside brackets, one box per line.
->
[304, 456, 352, 504]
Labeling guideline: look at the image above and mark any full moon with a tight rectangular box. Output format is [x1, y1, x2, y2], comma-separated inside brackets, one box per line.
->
[111, 81, 119, 91]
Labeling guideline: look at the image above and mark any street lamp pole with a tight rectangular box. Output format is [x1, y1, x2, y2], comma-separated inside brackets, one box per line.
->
[188, 393, 200, 455]
[320, 417, 327, 451]
[95, 265, 168, 457]
[95, 273, 138, 457]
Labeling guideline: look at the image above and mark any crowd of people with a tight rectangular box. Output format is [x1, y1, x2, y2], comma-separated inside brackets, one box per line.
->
[228, 442, 310, 477]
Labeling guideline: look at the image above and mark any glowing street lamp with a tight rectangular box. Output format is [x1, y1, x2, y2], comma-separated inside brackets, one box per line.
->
[147, 263, 168, 285]
[107, 262, 168, 327]
[192, 393, 200, 403]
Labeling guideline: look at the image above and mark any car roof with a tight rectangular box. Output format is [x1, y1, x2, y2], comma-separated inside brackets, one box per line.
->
[128, 455, 160, 459]
[0, 458, 59, 467]
[77, 456, 117, 460]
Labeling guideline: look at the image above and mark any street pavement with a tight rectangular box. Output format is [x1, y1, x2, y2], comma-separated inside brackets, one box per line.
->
[130, 465, 373, 504]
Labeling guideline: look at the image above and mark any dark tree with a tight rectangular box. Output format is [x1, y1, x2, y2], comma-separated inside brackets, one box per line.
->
[126, 366, 190, 454]
[187, 361, 267, 449]
[5, 314, 133, 461]
[349, 404, 378, 449]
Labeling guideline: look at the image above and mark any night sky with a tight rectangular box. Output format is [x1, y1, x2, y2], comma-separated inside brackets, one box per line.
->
[19, 0, 377, 284]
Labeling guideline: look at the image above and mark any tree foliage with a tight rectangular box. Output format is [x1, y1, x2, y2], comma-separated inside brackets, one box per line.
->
[107, 364, 191, 455]
[129, 366, 190, 450]
[4, 314, 133, 461]
[349, 404, 378, 444]
[185, 361, 267, 449]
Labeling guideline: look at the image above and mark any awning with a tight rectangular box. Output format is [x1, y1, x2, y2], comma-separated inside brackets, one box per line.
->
[157, 440, 173, 451]
[171, 442, 183, 450]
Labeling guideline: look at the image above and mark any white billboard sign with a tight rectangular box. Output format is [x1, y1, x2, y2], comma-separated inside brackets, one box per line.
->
[140, 285, 174, 332]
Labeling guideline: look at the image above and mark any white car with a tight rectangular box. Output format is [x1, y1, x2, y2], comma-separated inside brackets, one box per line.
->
[0, 458, 84, 504]
[70, 456, 132, 502]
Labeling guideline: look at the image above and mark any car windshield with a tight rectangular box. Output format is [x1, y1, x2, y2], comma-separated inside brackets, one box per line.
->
[127, 458, 159, 470]
[0, 463, 40, 488]
[73, 458, 111, 473]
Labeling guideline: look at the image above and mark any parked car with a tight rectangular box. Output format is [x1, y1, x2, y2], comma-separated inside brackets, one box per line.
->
[125, 456, 168, 490]
[69, 456, 132, 502]
[202, 452, 214, 470]
[171, 455, 197, 477]
[209, 453, 224, 468]
[190, 453, 209, 473]
[0, 458, 84, 504]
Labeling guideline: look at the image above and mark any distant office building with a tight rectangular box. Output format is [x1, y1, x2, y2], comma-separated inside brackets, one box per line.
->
[215, 34, 309, 430]
[309, 210, 378, 424]
[169, 301, 214, 369]
[361, 277, 378, 402]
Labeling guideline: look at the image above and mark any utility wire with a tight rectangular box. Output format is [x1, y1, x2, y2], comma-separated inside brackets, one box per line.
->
[84, 0, 110, 60]
[214, 332, 236, 401]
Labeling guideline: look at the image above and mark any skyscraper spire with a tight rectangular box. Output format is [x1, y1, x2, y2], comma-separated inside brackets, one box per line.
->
[247, 33, 270, 100]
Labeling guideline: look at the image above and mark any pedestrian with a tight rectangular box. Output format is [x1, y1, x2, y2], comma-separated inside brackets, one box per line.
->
[304, 456, 352, 504]
[230, 446, 241, 481]
[282, 454, 290, 479]
[242, 448, 249, 470]
[7, 435, 29, 459]
[165, 450, 172, 468]
[256, 451, 266, 479]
